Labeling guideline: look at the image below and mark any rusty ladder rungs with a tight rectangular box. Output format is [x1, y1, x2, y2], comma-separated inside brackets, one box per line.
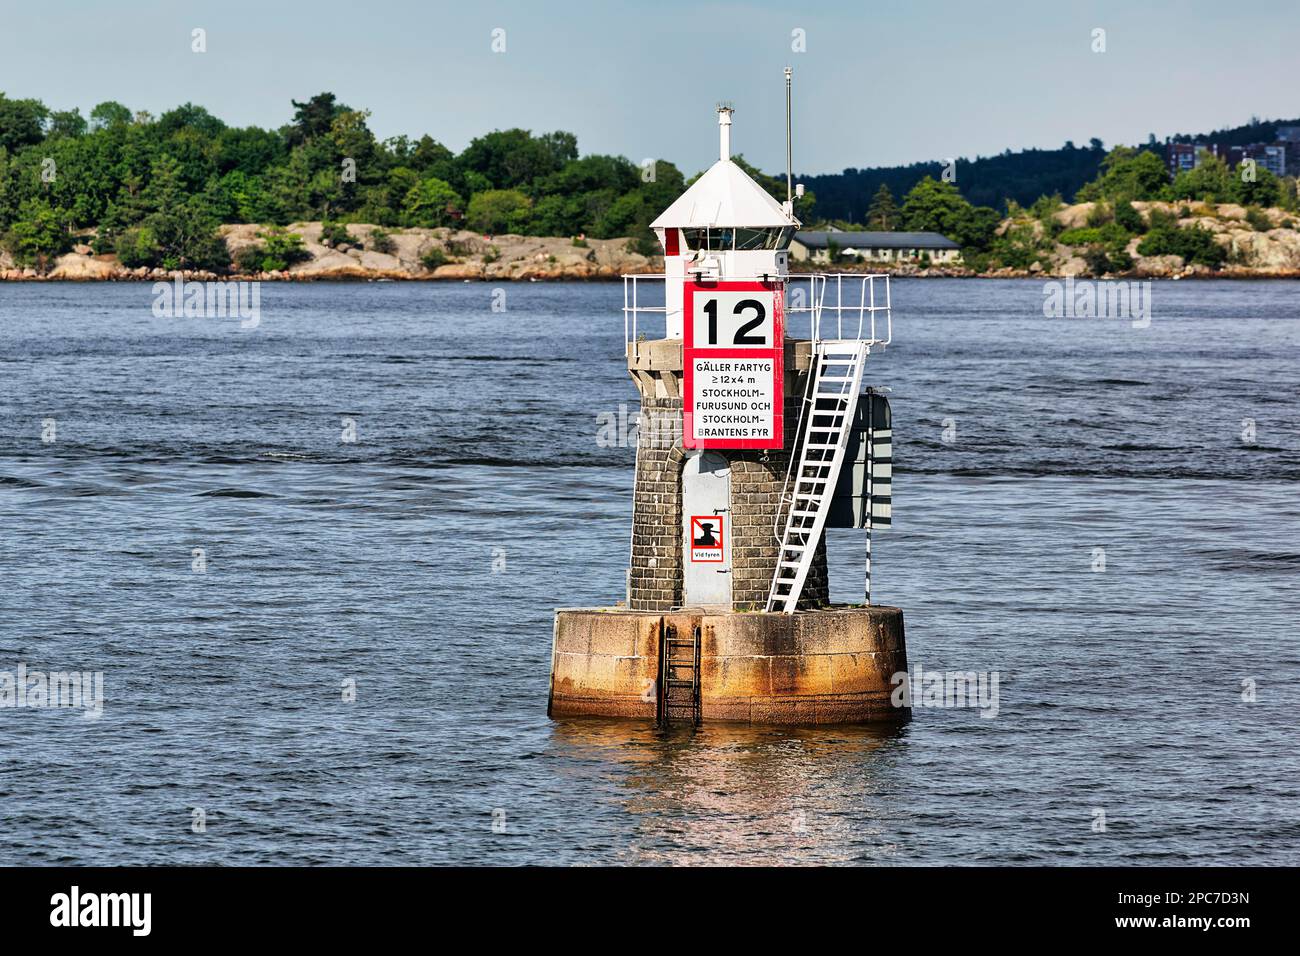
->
[657, 624, 701, 726]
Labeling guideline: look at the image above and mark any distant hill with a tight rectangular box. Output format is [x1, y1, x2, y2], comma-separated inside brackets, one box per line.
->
[801, 116, 1300, 223]
[1164, 115, 1300, 148]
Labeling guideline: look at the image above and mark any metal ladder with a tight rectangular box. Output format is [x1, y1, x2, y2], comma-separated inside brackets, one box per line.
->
[765, 340, 869, 613]
[657, 624, 701, 725]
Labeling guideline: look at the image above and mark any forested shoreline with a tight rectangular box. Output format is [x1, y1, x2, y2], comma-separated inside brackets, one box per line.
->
[0, 91, 689, 273]
[3, 90, 1300, 278]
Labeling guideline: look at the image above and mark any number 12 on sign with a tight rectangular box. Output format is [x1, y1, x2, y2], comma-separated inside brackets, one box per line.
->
[683, 281, 784, 450]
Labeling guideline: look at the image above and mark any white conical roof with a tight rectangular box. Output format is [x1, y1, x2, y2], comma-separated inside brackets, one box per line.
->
[650, 159, 798, 229]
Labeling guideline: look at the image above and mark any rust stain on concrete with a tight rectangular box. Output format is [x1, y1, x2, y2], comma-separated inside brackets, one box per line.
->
[550, 607, 909, 725]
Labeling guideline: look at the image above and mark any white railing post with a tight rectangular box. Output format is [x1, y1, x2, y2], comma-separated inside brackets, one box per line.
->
[869, 275, 875, 343]
[836, 274, 843, 339]
[860, 275, 868, 342]
[885, 275, 892, 346]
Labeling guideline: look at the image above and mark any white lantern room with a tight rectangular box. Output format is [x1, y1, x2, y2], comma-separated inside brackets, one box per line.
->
[650, 107, 800, 338]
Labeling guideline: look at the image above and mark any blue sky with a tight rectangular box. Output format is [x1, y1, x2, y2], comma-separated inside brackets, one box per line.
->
[1, 0, 1295, 177]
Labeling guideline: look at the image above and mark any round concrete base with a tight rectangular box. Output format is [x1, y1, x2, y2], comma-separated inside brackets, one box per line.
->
[549, 606, 909, 725]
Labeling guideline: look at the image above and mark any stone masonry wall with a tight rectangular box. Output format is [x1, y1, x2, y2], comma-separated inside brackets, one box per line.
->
[626, 352, 829, 612]
[628, 396, 685, 610]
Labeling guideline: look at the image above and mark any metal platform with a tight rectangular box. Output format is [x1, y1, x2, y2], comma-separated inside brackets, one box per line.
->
[622, 272, 892, 348]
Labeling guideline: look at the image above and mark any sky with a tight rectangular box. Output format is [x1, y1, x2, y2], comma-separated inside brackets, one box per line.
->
[1, 0, 1297, 178]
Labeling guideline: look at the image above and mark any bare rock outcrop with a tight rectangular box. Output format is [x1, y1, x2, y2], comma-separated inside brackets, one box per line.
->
[48, 253, 122, 280]
[1132, 254, 1184, 277]
[1220, 227, 1300, 271]
[1016, 200, 1300, 277]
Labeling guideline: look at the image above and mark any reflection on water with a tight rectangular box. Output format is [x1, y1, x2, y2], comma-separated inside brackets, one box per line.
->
[548, 718, 910, 865]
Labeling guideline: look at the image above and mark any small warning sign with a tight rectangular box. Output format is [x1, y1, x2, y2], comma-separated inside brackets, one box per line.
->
[689, 515, 724, 563]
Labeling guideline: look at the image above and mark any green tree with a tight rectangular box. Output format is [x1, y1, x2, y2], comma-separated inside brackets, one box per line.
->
[1114, 200, 1145, 232]
[115, 224, 159, 268]
[0, 93, 49, 152]
[466, 188, 532, 233]
[538, 131, 579, 168]
[900, 177, 998, 249]
[47, 109, 87, 138]
[529, 193, 586, 236]
[1232, 164, 1282, 207]
[591, 190, 650, 239]
[89, 101, 132, 131]
[901, 177, 969, 233]
[117, 203, 229, 271]
[1029, 192, 1063, 220]
[215, 126, 285, 176]
[157, 103, 227, 138]
[29, 135, 106, 229]
[1075, 147, 1170, 203]
[286, 92, 346, 146]
[1137, 223, 1225, 267]
[1170, 151, 1234, 202]
[236, 226, 309, 272]
[217, 169, 285, 223]
[1058, 221, 1135, 272]
[2, 197, 68, 269]
[988, 223, 1044, 270]
[866, 183, 898, 230]
[460, 129, 569, 190]
[330, 110, 378, 173]
[264, 143, 346, 220]
[964, 205, 1002, 250]
[531, 154, 640, 199]
[137, 154, 190, 216]
[597, 160, 687, 247]
[148, 204, 229, 270]
[402, 176, 462, 227]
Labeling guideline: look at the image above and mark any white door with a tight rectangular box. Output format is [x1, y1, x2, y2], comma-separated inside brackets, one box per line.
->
[682, 451, 731, 607]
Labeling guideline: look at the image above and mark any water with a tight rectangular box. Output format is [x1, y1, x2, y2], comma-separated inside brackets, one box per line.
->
[1, 279, 1297, 865]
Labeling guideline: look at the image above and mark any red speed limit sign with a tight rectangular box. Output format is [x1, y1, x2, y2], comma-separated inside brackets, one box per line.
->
[682, 280, 784, 450]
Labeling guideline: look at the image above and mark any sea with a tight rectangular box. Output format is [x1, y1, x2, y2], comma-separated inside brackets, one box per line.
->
[1, 278, 1297, 865]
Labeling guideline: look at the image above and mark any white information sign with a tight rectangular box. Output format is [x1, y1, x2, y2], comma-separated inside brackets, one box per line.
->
[689, 290, 776, 350]
[683, 281, 784, 450]
[689, 356, 777, 442]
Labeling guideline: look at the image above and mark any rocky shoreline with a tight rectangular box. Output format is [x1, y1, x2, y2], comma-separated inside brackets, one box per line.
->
[806, 201, 1300, 280]
[5, 205, 1300, 281]
[986, 200, 1300, 280]
[0, 223, 660, 283]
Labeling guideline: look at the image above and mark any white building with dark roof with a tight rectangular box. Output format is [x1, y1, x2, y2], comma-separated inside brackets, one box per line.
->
[791, 230, 961, 264]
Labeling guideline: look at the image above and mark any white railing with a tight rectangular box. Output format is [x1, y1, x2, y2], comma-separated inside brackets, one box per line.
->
[791, 273, 892, 346]
[623, 273, 668, 345]
[622, 273, 891, 348]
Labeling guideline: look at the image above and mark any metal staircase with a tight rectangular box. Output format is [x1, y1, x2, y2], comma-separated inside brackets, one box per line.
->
[765, 340, 869, 613]
[657, 624, 701, 725]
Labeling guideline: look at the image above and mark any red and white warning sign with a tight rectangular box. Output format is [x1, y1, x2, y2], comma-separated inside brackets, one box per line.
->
[683, 280, 784, 450]
[688, 515, 724, 563]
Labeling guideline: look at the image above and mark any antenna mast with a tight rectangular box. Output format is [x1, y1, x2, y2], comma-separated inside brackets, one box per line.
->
[784, 66, 793, 204]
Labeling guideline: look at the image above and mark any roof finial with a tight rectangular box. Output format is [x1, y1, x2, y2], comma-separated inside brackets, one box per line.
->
[716, 103, 734, 162]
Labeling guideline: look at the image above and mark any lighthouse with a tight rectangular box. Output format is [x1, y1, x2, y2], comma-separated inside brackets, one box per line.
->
[550, 82, 908, 725]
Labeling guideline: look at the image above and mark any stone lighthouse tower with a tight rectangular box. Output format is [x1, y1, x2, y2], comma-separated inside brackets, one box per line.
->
[550, 92, 908, 725]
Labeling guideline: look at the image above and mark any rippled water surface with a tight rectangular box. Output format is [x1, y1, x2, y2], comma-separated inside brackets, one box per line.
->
[1, 279, 1297, 865]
